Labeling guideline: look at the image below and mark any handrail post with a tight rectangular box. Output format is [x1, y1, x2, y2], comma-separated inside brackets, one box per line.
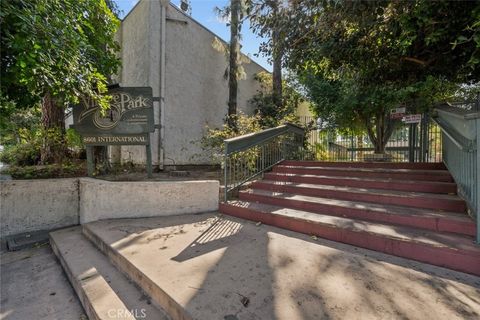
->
[476, 115, 480, 244]
[224, 146, 228, 203]
[300, 132, 305, 160]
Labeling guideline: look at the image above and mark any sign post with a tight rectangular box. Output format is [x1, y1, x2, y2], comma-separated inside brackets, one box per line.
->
[72, 86, 155, 178]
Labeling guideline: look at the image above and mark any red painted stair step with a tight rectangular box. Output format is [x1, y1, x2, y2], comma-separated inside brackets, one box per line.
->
[251, 180, 466, 212]
[281, 160, 447, 170]
[219, 201, 480, 276]
[238, 189, 474, 237]
[273, 165, 454, 182]
[264, 173, 457, 194]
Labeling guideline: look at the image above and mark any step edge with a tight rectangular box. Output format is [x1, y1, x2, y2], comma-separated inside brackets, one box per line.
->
[274, 165, 452, 175]
[220, 202, 480, 257]
[265, 172, 457, 186]
[242, 189, 470, 219]
[272, 168, 453, 182]
[254, 180, 464, 203]
[252, 181, 466, 213]
[281, 161, 446, 169]
[220, 202, 480, 276]
[82, 224, 193, 320]
[237, 192, 475, 237]
[50, 229, 136, 320]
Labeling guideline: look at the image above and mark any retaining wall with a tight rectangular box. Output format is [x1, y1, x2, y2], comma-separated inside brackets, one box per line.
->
[0, 178, 219, 238]
[0, 179, 79, 237]
[79, 178, 219, 223]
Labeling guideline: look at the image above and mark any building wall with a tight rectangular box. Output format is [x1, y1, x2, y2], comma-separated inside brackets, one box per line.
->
[117, 0, 161, 165]
[118, 1, 267, 166]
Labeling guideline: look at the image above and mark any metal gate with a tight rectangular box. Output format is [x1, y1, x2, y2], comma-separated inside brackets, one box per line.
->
[299, 113, 442, 163]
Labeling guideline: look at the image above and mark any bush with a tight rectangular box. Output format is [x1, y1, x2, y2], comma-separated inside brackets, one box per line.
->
[201, 112, 263, 163]
[0, 127, 87, 166]
[66, 128, 85, 159]
[201, 110, 308, 171]
[5, 162, 86, 179]
[0, 102, 41, 145]
[249, 72, 304, 128]
[0, 142, 41, 166]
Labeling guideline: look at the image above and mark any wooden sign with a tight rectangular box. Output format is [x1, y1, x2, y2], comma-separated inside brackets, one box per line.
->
[72, 86, 155, 177]
[73, 87, 154, 136]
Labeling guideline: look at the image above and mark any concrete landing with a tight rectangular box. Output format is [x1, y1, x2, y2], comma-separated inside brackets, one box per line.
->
[83, 214, 480, 320]
[50, 227, 170, 320]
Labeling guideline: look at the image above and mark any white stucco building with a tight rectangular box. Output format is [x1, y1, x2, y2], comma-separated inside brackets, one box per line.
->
[112, 0, 268, 167]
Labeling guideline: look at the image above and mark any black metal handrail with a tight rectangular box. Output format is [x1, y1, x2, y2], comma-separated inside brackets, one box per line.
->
[223, 123, 305, 202]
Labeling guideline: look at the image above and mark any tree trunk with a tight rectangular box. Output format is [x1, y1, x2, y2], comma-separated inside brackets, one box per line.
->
[227, 0, 240, 129]
[271, 2, 283, 109]
[375, 111, 386, 153]
[357, 135, 363, 159]
[40, 92, 66, 164]
[363, 111, 396, 154]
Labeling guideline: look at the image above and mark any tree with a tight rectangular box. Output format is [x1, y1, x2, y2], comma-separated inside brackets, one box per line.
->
[213, 0, 250, 129]
[1, 0, 120, 163]
[248, 0, 286, 109]
[253, 0, 480, 153]
[228, 0, 242, 128]
[249, 71, 303, 128]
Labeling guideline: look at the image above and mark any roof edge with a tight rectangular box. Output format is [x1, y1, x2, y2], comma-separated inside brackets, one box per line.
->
[120, 0, 270, 74]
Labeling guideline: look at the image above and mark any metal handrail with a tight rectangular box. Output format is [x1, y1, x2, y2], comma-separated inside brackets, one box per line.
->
[438, 104, 480, 120]
[223, 122, 305, 202]
[224, 122, 305, 155]
[434, 104, 479, 243]
[431, 116, 476, 152]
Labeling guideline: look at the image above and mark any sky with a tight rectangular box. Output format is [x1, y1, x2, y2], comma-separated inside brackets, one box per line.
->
[114, 0, 272, 71]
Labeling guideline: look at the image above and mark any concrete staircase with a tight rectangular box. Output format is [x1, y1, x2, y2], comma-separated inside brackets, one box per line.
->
[50, 227, 171, 320]
[220, 160, 480, 276]
[48, 160, 479, 319]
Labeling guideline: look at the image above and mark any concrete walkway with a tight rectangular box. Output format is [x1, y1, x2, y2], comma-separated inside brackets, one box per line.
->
[84, 213, 480, 320]
[0, 246, 85, 320]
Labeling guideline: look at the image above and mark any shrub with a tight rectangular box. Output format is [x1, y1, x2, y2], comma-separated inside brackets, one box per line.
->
[201, 112, 263, 163]
[0, 142, 41, 166]
[249, 72, 304, 128]
[5, 162, 86, 179]
[66, 128, 85, 159]
[0, 121, 85, 166]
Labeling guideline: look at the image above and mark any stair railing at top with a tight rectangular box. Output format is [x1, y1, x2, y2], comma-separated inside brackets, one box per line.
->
[433, 101, 480, 243]
[223, 122, 306, 202]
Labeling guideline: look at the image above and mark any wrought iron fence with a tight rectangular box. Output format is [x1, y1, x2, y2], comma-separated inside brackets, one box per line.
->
[223, 123, 305, 201]
[299, 115, 442, 163]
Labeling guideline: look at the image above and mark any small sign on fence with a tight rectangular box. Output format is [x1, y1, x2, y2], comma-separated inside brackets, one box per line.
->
[390, 107, 406, 119]
[402, 114, 422, 124]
